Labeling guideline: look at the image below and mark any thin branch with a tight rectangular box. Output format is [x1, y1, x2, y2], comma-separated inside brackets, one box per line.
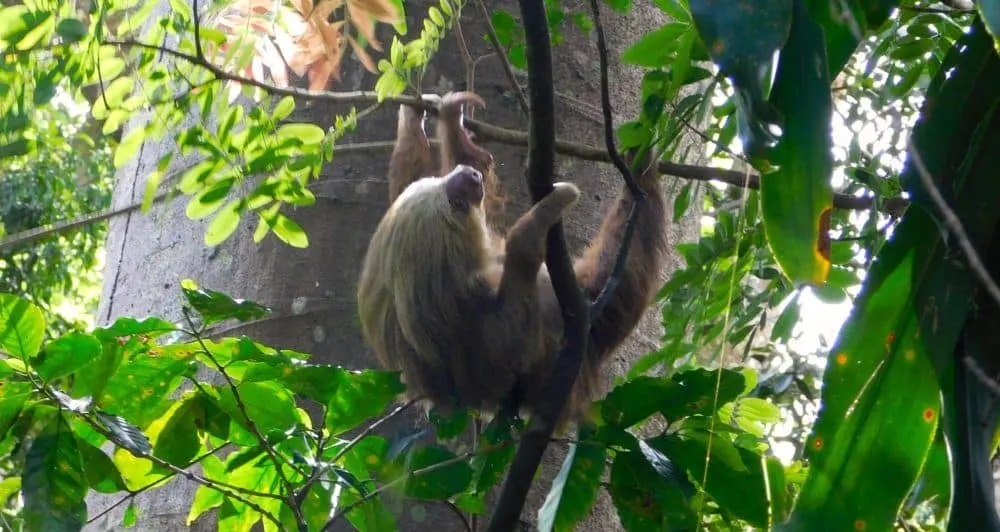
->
[97, 37, 904, 210]
[908, 145, 1000, 308]
[963, 357, 1000, 397]
[487, 0, 589, 528]
[322, 442, 511, 531]
[86, 446, 228, 525]
[475, 0, 529, 115]
[295, 399, 417, 507]
[77, 413, 284, 528]
[587, 0, 643, 321]
[183, 309, 306, 526]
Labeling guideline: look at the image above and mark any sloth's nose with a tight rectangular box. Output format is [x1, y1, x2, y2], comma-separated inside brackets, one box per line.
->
[454, 164, 483, 183]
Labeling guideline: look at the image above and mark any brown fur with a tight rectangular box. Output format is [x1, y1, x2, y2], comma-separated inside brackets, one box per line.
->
[357, 92, 669, 423]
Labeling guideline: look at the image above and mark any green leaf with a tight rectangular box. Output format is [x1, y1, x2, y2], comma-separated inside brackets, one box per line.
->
[650, 431, 769, 527]
[428, 407, 470, 440]
[785, 22, 1000, 531]
[0, 293, 45, 359]
[608, 441, 694, 530]
[0, 382, 33, 438]
[180, 281, 270, 325]
[186, 177, 235, 220]
[205, 200, 242, 246]
[22, 415, 88, 531]
[621, 24, 687, 67]
[152, 395, 205, 467]
[114, 126, 146, 168]
[276, 123, 325, 146]
[123, 503, 139, 527]
[103, 76, 135, 109]
[95, 316, 176, 339]
[760, 0, 833, 285]
[215, 381, 299, 436]
[78, 439, 127, 493]
[325, 369, 404, 435]
[672, 182, 693, 223]
[400, 446, 471, 499]
[599, 369, 746, 428]
[537, 441, 607, 532]
[35, 332, 102, 382]
[271, 213, 309, 248]
[272, 96, 295, 120]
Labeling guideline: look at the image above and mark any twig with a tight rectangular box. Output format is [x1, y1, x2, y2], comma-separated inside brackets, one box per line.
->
[474, 0, 529, 115]
[442, 500, 474, 532]
[908, 145, 1000, 309]
[96, 37, 904, 211]
[86, 447, 228, 524]
[587, 0, 643, 321]
[77, 413, 284, 528]
[182, 309, 307, 527]
[295, 399, 417, 507]
[963, 357, 1000, 397]
[453, 19, 476, 115]
[486, 0, 589, 529]
[322, 442, 511, 531]
[0, 141, 402, 253]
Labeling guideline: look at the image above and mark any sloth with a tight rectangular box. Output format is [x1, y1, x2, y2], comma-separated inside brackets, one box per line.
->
[357, 92, 668, 422]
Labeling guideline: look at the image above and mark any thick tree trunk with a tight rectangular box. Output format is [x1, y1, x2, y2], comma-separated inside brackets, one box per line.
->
[86, 1, 702, 529]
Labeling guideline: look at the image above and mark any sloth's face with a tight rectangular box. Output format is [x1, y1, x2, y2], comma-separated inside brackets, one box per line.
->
[390, 165, 487, 240]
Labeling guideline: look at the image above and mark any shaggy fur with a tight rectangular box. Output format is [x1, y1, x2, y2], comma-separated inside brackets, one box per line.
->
[357, 92, 669, 422]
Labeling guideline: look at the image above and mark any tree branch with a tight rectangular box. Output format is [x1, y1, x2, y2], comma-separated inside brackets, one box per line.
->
[587, 0, 643, 321]
[486, 0, 590, 529]
[474, 0, 529, 115]
[97, 36, 904, 210]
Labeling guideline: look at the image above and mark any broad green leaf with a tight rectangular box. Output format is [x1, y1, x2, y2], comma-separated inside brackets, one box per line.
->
[188, 455, 226, 523]
[35, 332, 102, 382]
[600, 369, 745, 428]
[100, 346, 194, 427]
[180, 281, 270, 325]
[608, 441, 695, 530]
[428, 407, 470, 440]
[152, 395, 205, 467]
[78, 440, 127, 493]
[621, 24, 688, 67]
[22, 415, 88, 531]
[325, 369, 404, 435]
[785, 21, 1000, 531]
[94, 316, 176, 339]
[760, 0, 833, 285]
[0, 381, 33, 438]
[0, 293, 45, 359]
[538, 441, 607, 532]
[215, 381, 299, 436]
[651, 431, 769, 527]
[399, 446, 471, 499]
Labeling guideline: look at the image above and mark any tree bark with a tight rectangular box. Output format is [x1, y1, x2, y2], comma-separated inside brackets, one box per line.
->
[85, 0, 703, 530]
